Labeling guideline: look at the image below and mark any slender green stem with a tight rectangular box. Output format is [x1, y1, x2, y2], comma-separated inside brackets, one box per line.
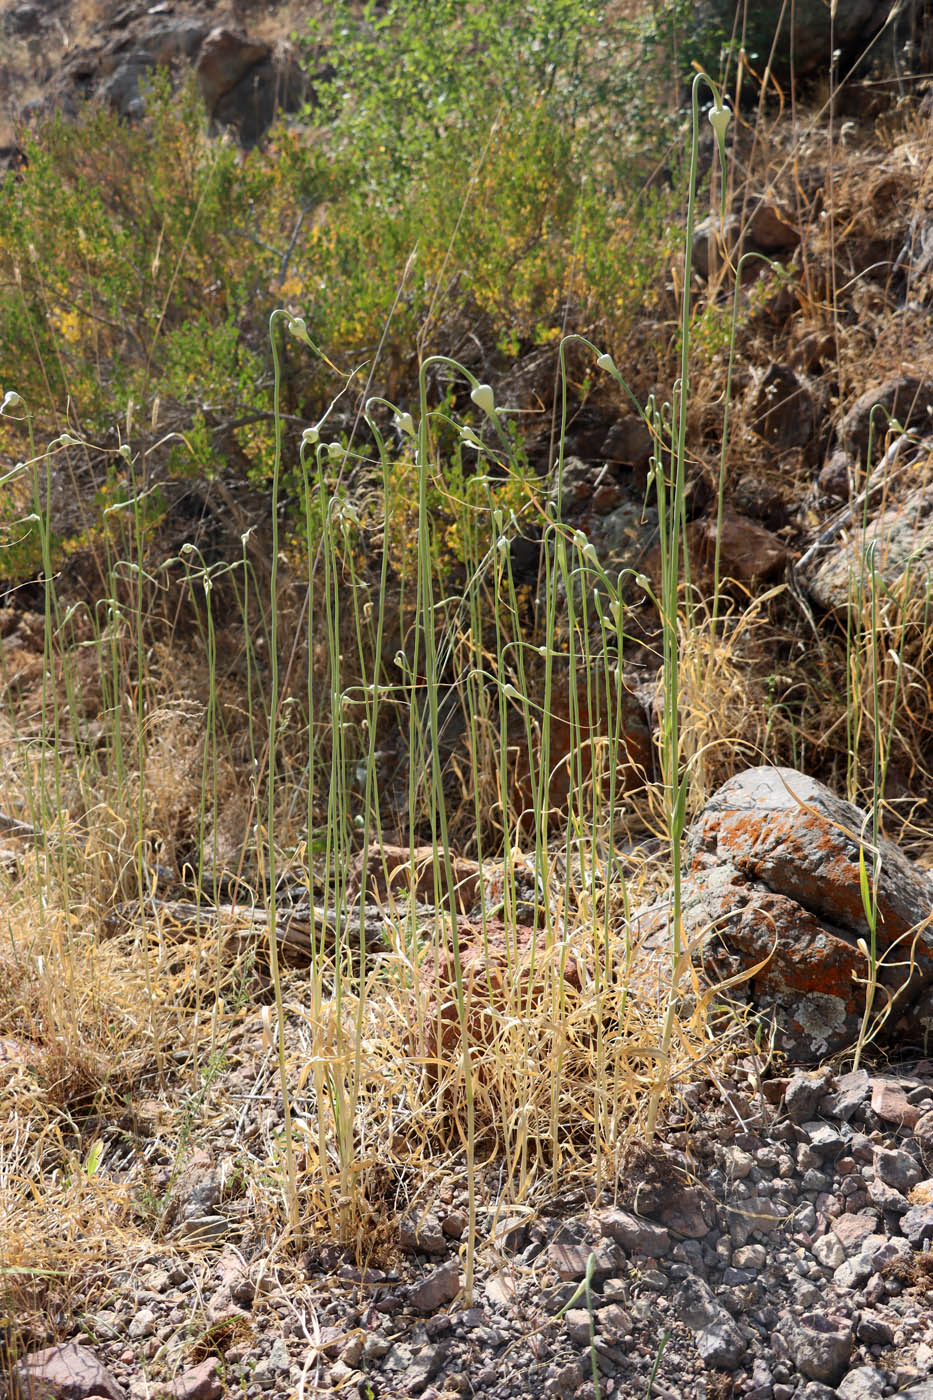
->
[266, 309, 300, 1237]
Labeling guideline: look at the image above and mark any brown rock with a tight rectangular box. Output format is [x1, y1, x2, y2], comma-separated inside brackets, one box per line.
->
[726, 1193, 784, 1245]
[510, 668, 653, 832]
[406, 1259, 460, 1312]
[168, 1358, 223, 1400]
[692, 202, 797, 283]
[746, 200, 799, 254]
[692, 213, 741, 280]
[549, 1240, 594, 1281]
[195, 28, 270, 113]
[792, 332, 835, 375]
[831, 1210, 882, 1255]
[750, 363, 815, 451]
[564, 1308, 594, 1345]
[599, 415, 654, 471]
[600, 1208, 670, 1256]
[214, 1245, 252, 1298]
[657, 1186, 713, 1239]
[817, 449, 851, 500]
[599, 1304, 634, 1341]
[914, 1108, 933, 1145]
[441, 1210, 467, 1239]
[788, 1312, 853, 1386]
[14, 1342, 124, 1400]
[695, 0, 894, 80]
[686, 508, 788, 586]
[417, 917, 582, 1068]
[870, 1080, 921, 1130]
[399, 1213, 448, 1255]
[211, 44, 306, 147]
[142, 19, 209, 66]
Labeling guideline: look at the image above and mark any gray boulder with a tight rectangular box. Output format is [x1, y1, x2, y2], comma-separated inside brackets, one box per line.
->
[808, 478, 933, 613]
[837, 375, 931, 464]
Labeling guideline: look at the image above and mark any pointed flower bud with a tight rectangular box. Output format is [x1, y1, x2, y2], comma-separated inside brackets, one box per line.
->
[708, 99, 731, 146]
[302, 426, 320, 445]
[287, 315, 312, 346]
[470, 383, 496, 416]
[596, 353, 616, 373]
[394, 411, 415, 437]
[1, 390, 23, 414]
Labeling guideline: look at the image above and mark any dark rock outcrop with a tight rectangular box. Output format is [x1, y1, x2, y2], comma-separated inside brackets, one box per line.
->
[15, 13, 306, 146]
[693, 1, 910, 81]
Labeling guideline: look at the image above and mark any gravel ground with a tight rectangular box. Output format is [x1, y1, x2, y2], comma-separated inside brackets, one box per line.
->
[13, 1055, 933, 1400]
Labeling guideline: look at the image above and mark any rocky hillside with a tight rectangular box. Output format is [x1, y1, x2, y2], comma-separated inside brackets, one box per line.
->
[4, 4, 933, 1399]
[0, 0, 310, 157]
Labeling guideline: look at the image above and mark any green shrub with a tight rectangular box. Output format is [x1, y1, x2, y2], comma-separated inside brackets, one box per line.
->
[0, 3, 694, 567]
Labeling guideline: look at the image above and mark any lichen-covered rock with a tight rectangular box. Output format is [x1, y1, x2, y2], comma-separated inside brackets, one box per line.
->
[635, 766, 933, 1060]
[687, 767, 933, 943]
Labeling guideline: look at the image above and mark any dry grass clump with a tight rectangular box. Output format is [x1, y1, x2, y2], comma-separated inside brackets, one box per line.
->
[675, 589, 795, 816]
[0, 818, 725, 1344]
[0, 870, 210, 1347]
[246, 866, 727, 1246]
